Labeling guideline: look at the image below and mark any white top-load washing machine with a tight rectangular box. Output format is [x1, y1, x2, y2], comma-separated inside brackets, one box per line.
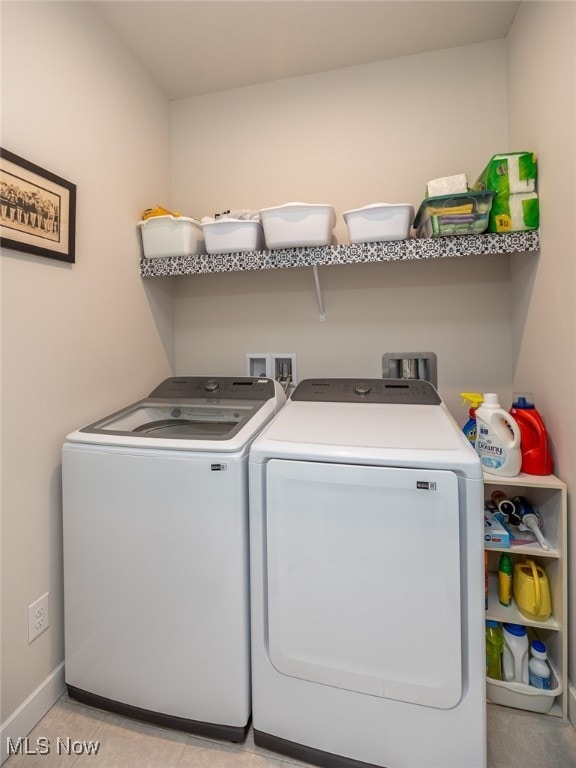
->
[63, 376, 285, 742]
[249, 378, 486, 768]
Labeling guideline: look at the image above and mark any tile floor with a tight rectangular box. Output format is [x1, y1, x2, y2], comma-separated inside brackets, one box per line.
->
[4, 693, 576, 768]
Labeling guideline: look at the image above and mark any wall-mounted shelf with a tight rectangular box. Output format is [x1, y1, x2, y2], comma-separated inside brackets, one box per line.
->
[140, 230, 539, 278]
[140, 230, 539, 321]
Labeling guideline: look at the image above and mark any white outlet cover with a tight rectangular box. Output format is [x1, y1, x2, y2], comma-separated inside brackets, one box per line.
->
[28, 592, 50, 643]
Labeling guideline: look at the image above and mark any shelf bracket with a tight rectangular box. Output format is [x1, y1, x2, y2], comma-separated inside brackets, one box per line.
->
[312, 265, 326, 321]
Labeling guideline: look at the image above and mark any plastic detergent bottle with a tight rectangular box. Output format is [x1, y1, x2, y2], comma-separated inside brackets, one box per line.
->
[502, 623, 529, 684]
[498, 553, 513, 607]
[475, 393, 521, 476]
[529, 640, 551, 690]
[460, 393, 484, 447]
[485, 621, 504, 680]
[510, 394, 554, 475]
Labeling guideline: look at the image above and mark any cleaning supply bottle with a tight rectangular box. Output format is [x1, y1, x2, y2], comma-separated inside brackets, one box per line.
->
[502, 623, 529, 684]
[475, 393, 521, 476]
[485, 620, 504, 680]
[510, 394, 554, 475]
[460, 393, 484, 446]
[528, 640, 551, 690]
[498, 552, 513, 607]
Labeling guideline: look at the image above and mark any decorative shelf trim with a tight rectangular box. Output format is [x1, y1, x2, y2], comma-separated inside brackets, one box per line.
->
[140, 230, 540, 278]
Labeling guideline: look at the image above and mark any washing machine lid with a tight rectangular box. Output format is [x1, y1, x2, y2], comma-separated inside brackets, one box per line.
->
[250, 378, 482, 478]
[66, 377, 286, 451]
[82, 400, 260, 439]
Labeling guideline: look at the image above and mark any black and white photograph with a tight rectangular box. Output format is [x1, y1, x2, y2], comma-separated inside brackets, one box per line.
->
[0, 147, 76, 263]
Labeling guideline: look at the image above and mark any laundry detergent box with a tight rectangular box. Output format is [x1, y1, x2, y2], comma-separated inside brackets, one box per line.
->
[484, 509, 512, 548]
[472, 152, 539, 233]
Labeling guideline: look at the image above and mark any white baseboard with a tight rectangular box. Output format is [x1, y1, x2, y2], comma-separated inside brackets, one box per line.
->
[0, 662, 65, 765]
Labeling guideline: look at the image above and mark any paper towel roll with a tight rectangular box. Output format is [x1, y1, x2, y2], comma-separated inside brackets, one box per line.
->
[509, 193, 539, 230]
[506, 154, 536, 194]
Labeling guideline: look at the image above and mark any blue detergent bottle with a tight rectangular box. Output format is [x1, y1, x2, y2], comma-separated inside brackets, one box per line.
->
[460, 393, 484, 447]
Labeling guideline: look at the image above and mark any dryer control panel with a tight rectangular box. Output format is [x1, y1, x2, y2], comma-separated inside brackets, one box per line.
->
[290, 378, 441, 405]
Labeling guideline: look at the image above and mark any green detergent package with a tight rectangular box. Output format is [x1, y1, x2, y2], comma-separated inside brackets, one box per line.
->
[473, 152, 539, 233]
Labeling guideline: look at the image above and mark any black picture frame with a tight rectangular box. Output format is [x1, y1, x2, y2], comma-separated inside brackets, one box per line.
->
[0, 148, 76, 264]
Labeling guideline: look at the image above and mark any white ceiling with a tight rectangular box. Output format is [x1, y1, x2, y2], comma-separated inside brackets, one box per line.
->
[90, 0, 520, 101]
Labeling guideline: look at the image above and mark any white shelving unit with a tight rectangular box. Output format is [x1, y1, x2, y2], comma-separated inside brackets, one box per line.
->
[483, 472, 568, 719]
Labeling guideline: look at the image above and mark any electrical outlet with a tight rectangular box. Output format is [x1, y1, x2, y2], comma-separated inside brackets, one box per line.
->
[28, 592, 50, 643]
[271, 353, 298, 386]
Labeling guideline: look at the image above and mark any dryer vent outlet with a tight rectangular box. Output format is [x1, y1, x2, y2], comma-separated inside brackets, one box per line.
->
[382, 352, 437, 388]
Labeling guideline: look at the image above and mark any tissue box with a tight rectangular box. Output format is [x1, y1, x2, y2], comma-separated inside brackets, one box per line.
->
[259, 203, 336, 249]
[138, 215, 205, 259]
[202, 219, 264, 254]
[414, 191, 495, 238]
[484, 511, 511, 547]
[472, 153, 539, 233]
[343, 203, 414, 243]
[426, 174, 468, 198]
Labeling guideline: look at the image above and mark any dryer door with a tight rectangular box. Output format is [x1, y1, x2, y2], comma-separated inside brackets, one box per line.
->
[265, 459, 462, 709]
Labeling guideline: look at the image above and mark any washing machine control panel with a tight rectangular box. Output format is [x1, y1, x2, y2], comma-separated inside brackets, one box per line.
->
[291, 378, 441, 404]
[149, 376, 277, 401]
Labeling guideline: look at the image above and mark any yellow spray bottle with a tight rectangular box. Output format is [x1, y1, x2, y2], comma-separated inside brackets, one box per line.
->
[460, 393, 484, 447]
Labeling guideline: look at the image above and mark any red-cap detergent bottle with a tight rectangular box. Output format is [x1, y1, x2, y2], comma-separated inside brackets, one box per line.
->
[510, 394, 553, 475]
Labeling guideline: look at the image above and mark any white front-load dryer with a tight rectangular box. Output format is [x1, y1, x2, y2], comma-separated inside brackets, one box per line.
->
[249, 378, 486, 768]
[63, 376, 285, 742]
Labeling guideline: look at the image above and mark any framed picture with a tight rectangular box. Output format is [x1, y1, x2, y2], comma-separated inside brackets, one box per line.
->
[0, 148, 76, 264]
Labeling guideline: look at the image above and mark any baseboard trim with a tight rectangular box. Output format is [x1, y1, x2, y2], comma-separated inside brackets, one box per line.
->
[568, 681, 576, 731]
[0, 662, 65, 765]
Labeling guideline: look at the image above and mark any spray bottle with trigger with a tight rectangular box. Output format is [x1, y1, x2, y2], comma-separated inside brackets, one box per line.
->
[460, 393, 484, 447]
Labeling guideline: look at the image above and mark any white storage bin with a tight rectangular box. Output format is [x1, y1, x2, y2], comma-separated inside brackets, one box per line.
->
[259, 203, 336, 249]
[343, 203, 414, 243]
[202, 218, 264, 254]
[486, 666, 562, 714]
[138, 215, 205, 259]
